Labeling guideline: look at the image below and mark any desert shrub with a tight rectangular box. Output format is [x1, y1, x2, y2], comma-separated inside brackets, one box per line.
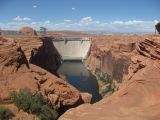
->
[10, 88, 58, 120]
[30, 93, 46, 114]
[0, 105, 14, 120]
[10, 88, 32, 112]
[39, 105, 58, 120]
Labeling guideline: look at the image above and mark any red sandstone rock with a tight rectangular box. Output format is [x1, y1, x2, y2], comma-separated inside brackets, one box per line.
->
[80, 93, 92, 104]
[19, 27, 37, 36]
[0, 36, 82, 119]
[59, 35, 160, 120]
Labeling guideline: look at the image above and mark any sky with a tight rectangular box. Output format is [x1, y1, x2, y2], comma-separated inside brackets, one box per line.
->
[0, 0, 160, 32]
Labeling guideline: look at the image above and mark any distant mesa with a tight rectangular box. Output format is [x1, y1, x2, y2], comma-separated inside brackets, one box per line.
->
[19, 27, 37, 36]
[155, 22, 160, 34]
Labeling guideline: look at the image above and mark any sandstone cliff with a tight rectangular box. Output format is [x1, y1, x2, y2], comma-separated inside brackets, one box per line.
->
[0, 36, 81, 119]
[29, 37, 62, 75]
[59, 35, 160, 120]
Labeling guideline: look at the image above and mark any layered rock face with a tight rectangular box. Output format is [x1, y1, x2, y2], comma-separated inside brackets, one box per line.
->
[59, 35, 160, 120]
[86, 36, 143, 90]
[13, 36, 62, 75]
[0, 36, 81, 119]
[29, 37, 62, 74]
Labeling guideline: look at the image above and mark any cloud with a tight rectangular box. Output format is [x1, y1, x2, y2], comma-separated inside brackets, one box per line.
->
[64, 19, 72, 23]
[44, 20, 50, 24]
[71, 7, 75, 10]
[23, 17, 31, 21]
[33, 5, 37, 8]
[108, 20, 159, 32]
[13, 16, 23, 21]
[31, 22, 37, 25]
[1, 16, 159, 32]
[80, 17, 93, 25]
[13, 16, 31, 22]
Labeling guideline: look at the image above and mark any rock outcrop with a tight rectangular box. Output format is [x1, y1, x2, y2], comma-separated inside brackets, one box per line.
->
[0, 37, 82, 119]
[86, 36, 142, 91]
[29, 37, 62, 74]
[155, 22, 160, 34]
[13, 36, 62, 75]
[19, 27, 37, 36]
[59, 35, 160, 120]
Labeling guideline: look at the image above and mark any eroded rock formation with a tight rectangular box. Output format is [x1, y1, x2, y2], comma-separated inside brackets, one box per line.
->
[19, 27, 37, 36]
[59, 35, 160, 120]
[0, 37, 82, 119]
[29, 37, 62, 74]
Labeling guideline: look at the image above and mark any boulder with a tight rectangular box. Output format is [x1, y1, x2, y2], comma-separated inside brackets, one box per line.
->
[19, 27, 37, 36]
[80, 93, 92, 103]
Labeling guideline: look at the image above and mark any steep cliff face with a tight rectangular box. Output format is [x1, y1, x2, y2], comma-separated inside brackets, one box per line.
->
[29, 37, 62, 74]
[14, 36, 62, 75]
[86, 36, 141, 93]
[87, 42, 135, 81]
[60, 35, 160, 120]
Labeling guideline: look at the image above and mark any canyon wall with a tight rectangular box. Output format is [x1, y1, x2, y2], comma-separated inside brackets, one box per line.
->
[60, 35, 160, 120]
[0, 36, 88, 119]
[29, 37, 62, 74]
[14, 36, 62, 75]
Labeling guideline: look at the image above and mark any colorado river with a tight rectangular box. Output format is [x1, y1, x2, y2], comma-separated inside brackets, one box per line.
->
[57, 61, 102, 103]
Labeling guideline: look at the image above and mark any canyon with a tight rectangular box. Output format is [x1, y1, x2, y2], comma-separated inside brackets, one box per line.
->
[0, 28, 160, 120]
[60, 35, 160, 120]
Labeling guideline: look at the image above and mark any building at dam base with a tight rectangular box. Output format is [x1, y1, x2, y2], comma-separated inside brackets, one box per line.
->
[53, 37, 91, 61]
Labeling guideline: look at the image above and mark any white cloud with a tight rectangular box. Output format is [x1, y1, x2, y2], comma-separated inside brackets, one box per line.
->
[31, 22, 37, 25]
[80, 17, 93, 25]
[33, 5, 37, 8]
[44, 20, 50, 24]
[1, 17, 159, 32]
[13, 16, 23, 21]
[71, 7, 75, 10]
[13, 16, 31, 22]
[64, 19, 72, 22]
[111, 21, 124, 25]
[23, 17, 31, 21]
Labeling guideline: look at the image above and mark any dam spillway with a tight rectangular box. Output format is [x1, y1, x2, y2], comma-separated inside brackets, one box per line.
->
[53, 37, 91, 61]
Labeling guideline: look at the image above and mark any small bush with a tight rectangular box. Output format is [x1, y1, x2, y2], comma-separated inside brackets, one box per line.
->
[10, 89, 32, 112]
[0, 105, 14, 120]
[30, 93, 47, 114]
[39, 105, 58, 120]
[10, 88, 58, 120]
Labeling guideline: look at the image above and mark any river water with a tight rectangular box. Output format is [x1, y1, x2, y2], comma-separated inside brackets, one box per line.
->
[57, 61, 102, 103]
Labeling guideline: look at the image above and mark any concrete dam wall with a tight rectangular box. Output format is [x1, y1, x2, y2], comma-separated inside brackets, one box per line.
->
[53, 37, 91, 60]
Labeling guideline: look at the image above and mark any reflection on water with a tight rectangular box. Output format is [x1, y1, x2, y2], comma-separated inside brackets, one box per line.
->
[57, 61, 102, 103]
